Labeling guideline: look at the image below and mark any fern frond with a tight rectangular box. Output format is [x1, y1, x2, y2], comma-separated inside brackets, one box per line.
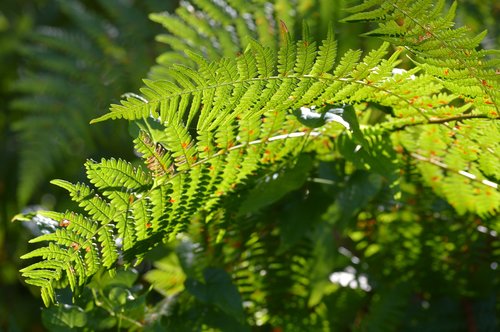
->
[393, 119, 500, 217]
[22, 31, 399, 304]
[20, 207, 122, 302]
[20, 1, 500, 308]
[92, 40, 404, 125]
[341, 0, 500, 216]
[344, 0, 500, 114]
[148, 0, 348, 80]
[11, 0, 160, 204]
[134, 131, 173, 180]
[51, 180, 117, 222]
[311, 26, 337, 76]
[86, 158, 151, 192]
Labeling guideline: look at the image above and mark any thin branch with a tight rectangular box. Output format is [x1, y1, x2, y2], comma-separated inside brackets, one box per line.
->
[410, 152, 498, 189]
[387, 114, 497, 131]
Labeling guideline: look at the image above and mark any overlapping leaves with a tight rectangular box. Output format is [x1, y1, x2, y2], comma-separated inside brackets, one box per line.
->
[20, 0, 499, 308]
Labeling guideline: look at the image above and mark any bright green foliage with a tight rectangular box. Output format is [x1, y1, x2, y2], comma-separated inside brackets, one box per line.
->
[343, 0, 500, 113]
[148, 0, 348, 79]
[16, 0, 499, 330]
[394, 120, 500, 216]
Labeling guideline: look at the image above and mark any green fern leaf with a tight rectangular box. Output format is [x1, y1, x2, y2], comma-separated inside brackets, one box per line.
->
[310, 26, 337, 76]
[20, 1, 500, 308]
[344, 0, 500, 112]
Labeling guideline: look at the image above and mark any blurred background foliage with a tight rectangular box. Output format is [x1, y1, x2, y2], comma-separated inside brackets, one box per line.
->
[0, 1, 177, 330]
[0, 0, 498, 331]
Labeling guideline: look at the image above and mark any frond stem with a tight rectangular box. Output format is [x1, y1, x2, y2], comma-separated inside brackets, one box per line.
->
[101, 74, 432, 124]
[388, 114, 495, 130]
[410, 152, 498, 189]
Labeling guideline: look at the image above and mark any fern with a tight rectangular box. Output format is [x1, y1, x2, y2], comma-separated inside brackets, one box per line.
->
[148, 0, 349, 79]
[155, 181, 332, 331]
[18, 27, 395, 305]
[18, 0, 499, 320]
[10, 0, 165, 205]
[342, 0, 500, 217]
[344, 0, 499, 112]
